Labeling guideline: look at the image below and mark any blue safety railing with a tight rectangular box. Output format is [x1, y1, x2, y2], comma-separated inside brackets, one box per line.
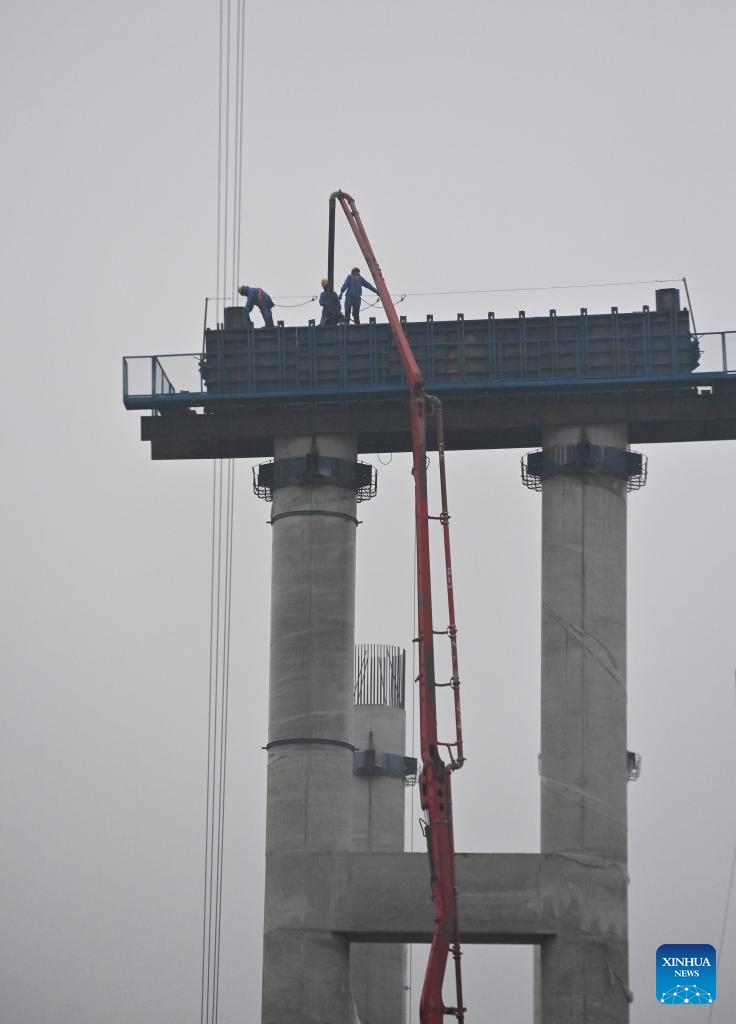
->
[122, 321, 736, 412]
[124, 352, 205, 407]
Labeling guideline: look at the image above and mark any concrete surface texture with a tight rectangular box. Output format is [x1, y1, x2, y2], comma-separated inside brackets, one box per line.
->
[262, 433, 358, 1023]
[351, 701, 408, 1023]
[537, 422, 631, 1023]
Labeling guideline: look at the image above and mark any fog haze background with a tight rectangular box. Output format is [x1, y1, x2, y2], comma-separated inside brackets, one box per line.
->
[2, 1, 735, 1021]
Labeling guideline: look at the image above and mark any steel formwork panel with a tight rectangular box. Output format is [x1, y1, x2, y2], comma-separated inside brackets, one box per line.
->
[195, 307, 697, 404]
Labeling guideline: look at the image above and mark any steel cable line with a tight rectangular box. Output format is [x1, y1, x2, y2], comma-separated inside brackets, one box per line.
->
[261, 276, 683, 304]
[707, 836, 736, 1022]
[275, 296, 318, 308]
[202, 461, 225, 1024]
[401, 276, 683, 297]
[231, 0, 246, 297]
[706, 670, 736, 1023]
[220, 274, 684, 324]
[201, 3, 246, 1023]
[200, 461, 219, 1024]
[213, 459, 236, 1021]
[201, 457, 237, 1024]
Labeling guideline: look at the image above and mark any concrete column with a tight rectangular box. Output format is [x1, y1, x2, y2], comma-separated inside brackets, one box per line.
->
[262, 434, 357, 1024]
[350, 658, 409, 1024]
[537, 423, 631, 1024]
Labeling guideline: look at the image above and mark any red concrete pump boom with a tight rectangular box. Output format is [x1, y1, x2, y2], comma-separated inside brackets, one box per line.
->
[330, 191, 466, 1023]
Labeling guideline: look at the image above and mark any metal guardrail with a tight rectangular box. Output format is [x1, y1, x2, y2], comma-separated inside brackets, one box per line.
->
[694, 331, 736, 373]
[122, 324, 736, 411]
[354, 643, 406, 709]
[123, 352, 205, 407]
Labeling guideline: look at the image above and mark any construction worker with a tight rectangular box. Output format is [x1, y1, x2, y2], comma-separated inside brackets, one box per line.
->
[318, 277, 343, 325]
[237, 284, 275, 327]
[339, 266, 378, 325]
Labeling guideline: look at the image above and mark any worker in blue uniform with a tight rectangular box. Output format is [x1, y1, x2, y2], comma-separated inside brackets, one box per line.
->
[318, 277, 343, 325]
[237, 284, 275, 327]
[339, 266, 378, 325]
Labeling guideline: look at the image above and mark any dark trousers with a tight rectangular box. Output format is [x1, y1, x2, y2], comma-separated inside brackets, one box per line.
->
[345, 296, 361, 324]
[258, 305, 274, 327]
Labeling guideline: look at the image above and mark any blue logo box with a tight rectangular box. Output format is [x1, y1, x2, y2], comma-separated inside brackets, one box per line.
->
[656, 944, 716, 1004]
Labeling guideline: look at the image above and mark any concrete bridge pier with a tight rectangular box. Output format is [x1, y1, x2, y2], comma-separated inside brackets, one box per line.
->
[351, 644, 412, 1024]
[261, 433, 360, 1024]
[535, 422, 633, 1023]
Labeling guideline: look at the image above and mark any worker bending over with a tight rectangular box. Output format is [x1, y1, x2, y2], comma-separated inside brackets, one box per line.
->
[319, 278, 343, 325]
[340, 267, 377, 325]
[237, 284, 274, 327]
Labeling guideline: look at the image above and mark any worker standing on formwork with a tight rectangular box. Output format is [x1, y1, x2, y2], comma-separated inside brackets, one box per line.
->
[237, 284, 275, 327]
[340, 266, 378, 325]
[318, 277, 343, 325]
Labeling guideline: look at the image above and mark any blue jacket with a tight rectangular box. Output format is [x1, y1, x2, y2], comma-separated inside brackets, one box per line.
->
[340, 273, 377, 300]
[242, 286, 274, 313]
[319, 288, 342, 322]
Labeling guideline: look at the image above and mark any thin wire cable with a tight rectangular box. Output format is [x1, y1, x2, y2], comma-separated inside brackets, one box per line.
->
[202, 459, 226, 1024]
[206, 461, 223, 1024]
[236, 1, 246, 284]
[200, 461, 219, 1024]
[213, 460, 236, 1023]
[202, 459, 237, 1024]
[210, 461, 226, 1024]
[214, 1, 224, 326]
[201, 0, 227, 999]
[223, 0, 232, 305]
[205, 294, 316, 305]
[231, 0, 244, 296]
[201, 1, 245, 1020]
[706, 670, 736, 1023]
[682, 275, 700, 338]
[707, 837, 736, 1022]
[258, 276, 683, 303]
[402, 277, 682, 297]
[274, 296, 318, 308]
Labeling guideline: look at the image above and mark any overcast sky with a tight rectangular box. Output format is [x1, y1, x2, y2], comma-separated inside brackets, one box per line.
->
[2, 1, 736, 1021]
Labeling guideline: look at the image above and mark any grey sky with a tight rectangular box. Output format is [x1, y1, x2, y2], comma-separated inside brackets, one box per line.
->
[1, 0, 735, 1020]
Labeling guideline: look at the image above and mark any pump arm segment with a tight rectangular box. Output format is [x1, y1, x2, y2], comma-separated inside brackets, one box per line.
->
[330, 190, 466, 1023]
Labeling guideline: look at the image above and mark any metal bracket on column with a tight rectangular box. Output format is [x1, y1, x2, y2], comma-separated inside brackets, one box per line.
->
[253, 453, 377, 502]
[521, 442, 647, 492]
[353, 748, 418, 782]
